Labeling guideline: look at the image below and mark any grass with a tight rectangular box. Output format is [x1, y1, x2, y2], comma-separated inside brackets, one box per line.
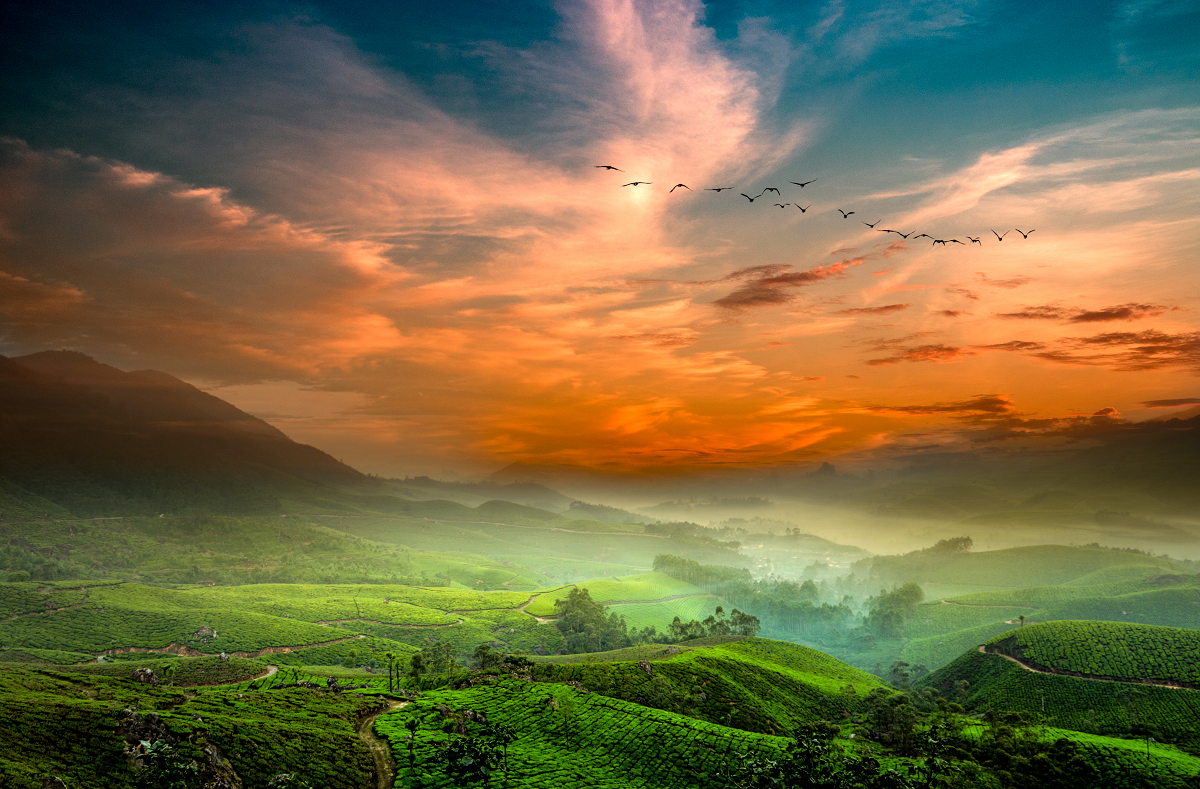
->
[0, 664, 386, 789]
[377, 676, 787, 789]
[986, 620, 1200, 685]
[920, 646, 1200, 754]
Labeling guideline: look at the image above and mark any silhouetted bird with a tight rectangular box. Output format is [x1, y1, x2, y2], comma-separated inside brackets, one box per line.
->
[796, 204, 811, 212]
[880, 229, 911, 239]
[670, 184, 691, 192]
[774, 203, 791, 208]
[762, 187, 781, 195]
[913, 233, 933, 240]
[1015, 229, 1036, 239]
[741, 193, 761, 202]
[948, 239, 965, 245]
[932, 239, 947, 246]
[838, 209, 855, 218]
[622, 182, 652, 187]
[595, 165, 624, 171]
[967, 236, 981, 245]
[705, 187, 734, 192]
[862, 219, 881, 228]
[790, 179, 818, 187]
[991, 229, 1010, 241]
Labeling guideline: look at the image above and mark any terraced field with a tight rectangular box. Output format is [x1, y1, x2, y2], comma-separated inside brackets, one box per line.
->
[897, 575, 1200, 670]
[376, 677, 787, 789]
[986, 620, 1200, 686]
[529, 637, 884, 735]
[920, 645, 1200, 753]
[0, 665, 385, 789]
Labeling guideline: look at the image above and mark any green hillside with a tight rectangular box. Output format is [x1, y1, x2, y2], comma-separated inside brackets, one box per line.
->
[530, 637, 884, 736]
[379, 676, 788, 789]
[0, 665, 385, 789]
[985, 620, 1200, 686]
[525, 572, 713, 616]
[920, 644, 1200, 753]
[865, 544, 1190, 589]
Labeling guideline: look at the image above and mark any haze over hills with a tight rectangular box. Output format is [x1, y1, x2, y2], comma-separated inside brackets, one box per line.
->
[4, 352, 1200, 787]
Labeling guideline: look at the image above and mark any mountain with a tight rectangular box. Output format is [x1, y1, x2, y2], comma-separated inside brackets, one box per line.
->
[0, 351, 371, 516]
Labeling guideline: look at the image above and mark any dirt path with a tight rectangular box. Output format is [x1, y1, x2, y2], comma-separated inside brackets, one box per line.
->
[978, 645, 1193, 690]
[516, 593, 556, 623]
[360, 701, 406, 789]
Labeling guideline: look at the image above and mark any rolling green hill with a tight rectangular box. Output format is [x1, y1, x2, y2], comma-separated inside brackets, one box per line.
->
[530, 637, 884, 736]
[0, 665, 385, 789]
[984, 620, 1200, 686]
[919, 636, 1200, 753]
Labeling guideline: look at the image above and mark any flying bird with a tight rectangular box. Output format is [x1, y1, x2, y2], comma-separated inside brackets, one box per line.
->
[880, 229, 911, 239]
[991, 229, 1010, 241]
[622, 181, 651, 187]
[913, 233, 933, 240]
[740, 193, 761, 202]
[790, 179, 818, 187]
[1015, 228, 1036, 239]
[796, 204, 811, 212]
[774, 203, 791, 208]
[838, 209, 855, 218]
[932, 239, 948, 246]
[670, 184, 691, 192]
[862, 219, 881, 228]
[762, 187, 781, 195]
[948, 239, 966, 245]
[967, 236, 981, 245]
[705, 187, 734, 192]
[595, 165, 624, 171]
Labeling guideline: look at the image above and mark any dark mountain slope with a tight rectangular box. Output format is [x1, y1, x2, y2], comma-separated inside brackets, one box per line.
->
[0, 352, 371, 516]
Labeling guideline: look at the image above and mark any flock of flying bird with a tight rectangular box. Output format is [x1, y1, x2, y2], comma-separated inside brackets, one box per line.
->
[594, 165, 1036, 246]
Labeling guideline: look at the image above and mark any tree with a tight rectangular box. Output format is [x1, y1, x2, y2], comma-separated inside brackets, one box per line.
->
[409, 652, 426, 680]
[133, 740, 198, 789]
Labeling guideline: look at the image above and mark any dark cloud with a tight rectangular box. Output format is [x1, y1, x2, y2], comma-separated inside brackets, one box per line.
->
[1034, 329, 1200, 372]
[866, 343, 970, 366]
[944, 287, 979, 301]
[835, 303, 910, 315]
[873, 394, 1018, 416]
[937, 309, 967, 317]
[974, 272, 1033, 289]
[997, 304, 1067, 320]
[997, 302, 1173, 322]
[712, 261, 860, 310]
[1068, 303, 1174, 323]
[1140, 398, 1200, 408]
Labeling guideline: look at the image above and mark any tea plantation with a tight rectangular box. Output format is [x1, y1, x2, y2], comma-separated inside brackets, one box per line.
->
[986, 620, 1200, 685]
[920, 644, 1200, 753]
[0, 665, 385, 789]
[378, 677, 790, 789]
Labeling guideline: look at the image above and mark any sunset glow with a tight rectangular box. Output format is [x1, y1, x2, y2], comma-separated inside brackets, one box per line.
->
[2, 0, 1197, 478]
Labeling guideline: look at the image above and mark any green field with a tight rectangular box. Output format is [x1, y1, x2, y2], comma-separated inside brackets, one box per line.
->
[921, 644, 1200, 754]
[377, 677, 786, 789]
[0, 665, 385, 789]
[986, 620, 1200, 685]
[529, 637, 884, 735]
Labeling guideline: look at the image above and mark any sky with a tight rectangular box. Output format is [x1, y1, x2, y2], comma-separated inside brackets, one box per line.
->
[1, 0, 1198, 479]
